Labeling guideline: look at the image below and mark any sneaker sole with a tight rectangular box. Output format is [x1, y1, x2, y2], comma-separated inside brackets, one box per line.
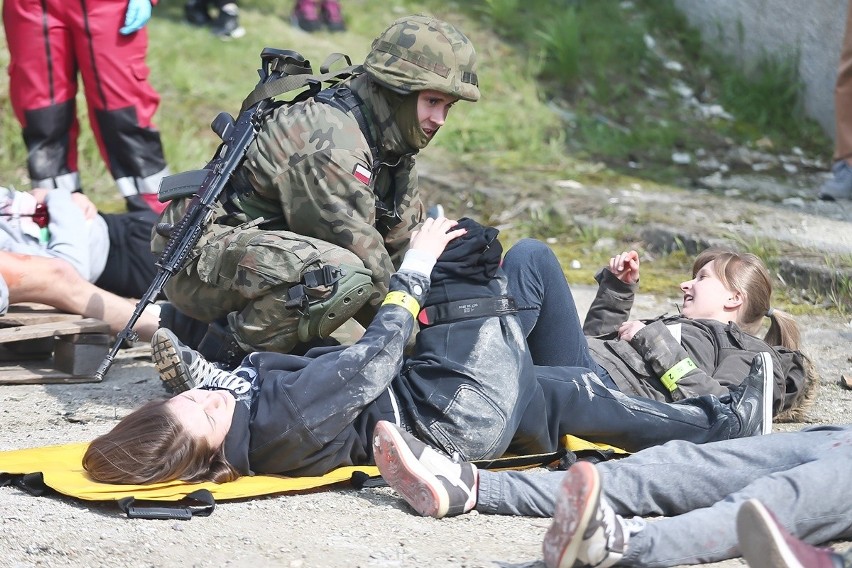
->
[372, 421, 450, 519]
[757, 351, 774, 435]
[737, 499, 805, 568]
[542, 461, 601, 568]
[152, 329, 192, 394]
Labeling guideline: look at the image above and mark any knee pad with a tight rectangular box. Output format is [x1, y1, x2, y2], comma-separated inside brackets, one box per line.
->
[296, 264, 372, 342]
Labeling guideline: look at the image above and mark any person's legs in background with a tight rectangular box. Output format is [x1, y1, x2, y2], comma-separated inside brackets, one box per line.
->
[184, 0, 244, 39]
[292, 0, 321, 32]
[73, 1, 170, 213]
[820, 0, 852, 201]
[292, 0, 345, 32]
[4, 0, 82, 194]
[210, 1, 245, 39]
[184, 0, 212, 25]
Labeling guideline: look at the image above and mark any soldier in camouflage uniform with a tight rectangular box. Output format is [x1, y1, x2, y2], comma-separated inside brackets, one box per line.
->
[152, 15, 480, 365]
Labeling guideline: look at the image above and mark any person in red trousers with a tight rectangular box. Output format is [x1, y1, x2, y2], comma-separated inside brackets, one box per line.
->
[2, 0, 171, 213]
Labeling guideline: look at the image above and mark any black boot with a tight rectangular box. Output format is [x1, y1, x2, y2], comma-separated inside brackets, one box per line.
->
[158, 302, 209, 350]
[196, 320, 249, 370]
[210, 3, 245, 39]
[184, 0, 212, 26]
[720, 352, 774, 438]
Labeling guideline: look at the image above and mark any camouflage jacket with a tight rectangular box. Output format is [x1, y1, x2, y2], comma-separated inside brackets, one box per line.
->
[583, 268, 806, 413]
[230, 73, 424, 310]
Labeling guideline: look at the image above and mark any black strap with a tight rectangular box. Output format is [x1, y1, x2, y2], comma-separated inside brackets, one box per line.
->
[0, 473, 216, 520]
[284, 266, 345, 309]
[418, 296, 518, 326]
[239, 54, 360, 112]
[1, 472, 50, 496]
[116, 489, 216, 521]
[314, 84, 381, 171]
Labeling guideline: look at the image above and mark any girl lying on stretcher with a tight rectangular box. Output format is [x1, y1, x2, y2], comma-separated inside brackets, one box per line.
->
[83, 217, 777, 485]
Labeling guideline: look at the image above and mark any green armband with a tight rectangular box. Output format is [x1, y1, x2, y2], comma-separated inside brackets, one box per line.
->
[382, 291, 420, 319]
[660, 358, 698, 392]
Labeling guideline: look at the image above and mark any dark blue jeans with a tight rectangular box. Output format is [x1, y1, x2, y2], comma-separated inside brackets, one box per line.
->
[502, 238, 617, 388]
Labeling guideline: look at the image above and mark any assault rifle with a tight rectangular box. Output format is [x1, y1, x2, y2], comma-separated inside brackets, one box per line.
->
[94, 47, 356, 381]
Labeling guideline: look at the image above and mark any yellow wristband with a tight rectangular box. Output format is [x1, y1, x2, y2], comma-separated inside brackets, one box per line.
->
[382, 291, 420, 319]
[660, 358, 698, 392]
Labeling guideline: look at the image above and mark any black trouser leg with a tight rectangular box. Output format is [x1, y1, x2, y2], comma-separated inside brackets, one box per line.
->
[509, 366, 732, 455]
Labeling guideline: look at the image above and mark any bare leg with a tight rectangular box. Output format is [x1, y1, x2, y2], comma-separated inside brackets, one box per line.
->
[0, 252, 158, 340]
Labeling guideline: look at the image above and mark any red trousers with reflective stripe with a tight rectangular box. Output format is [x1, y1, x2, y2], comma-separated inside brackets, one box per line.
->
[2, 0, 166, 196]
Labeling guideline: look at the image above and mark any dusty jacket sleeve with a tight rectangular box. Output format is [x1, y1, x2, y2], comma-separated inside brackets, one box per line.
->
[583, 268, 637, 336]
[630, 320, 728, 400]
[266, 269, 430, 449]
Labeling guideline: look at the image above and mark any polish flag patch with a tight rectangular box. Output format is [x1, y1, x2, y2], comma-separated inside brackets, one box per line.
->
[353, 163, 372, 185]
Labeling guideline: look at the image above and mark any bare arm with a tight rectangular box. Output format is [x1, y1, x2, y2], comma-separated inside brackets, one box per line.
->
[0, 252, 159, 341]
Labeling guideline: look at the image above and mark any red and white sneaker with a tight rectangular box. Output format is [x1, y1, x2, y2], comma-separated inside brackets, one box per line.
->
[372, 420, 477, 519]
[737, 499, 849, 568]
[543, 461, 629, 568]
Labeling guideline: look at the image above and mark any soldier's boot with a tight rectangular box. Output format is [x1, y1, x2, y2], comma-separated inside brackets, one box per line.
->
[196, 320, 249, 370]
[157, 302, 210, 350]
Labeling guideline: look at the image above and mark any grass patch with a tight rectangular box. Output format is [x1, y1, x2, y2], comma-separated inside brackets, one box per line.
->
[0, 1, 829, 200]
[0, 0, 839, 313]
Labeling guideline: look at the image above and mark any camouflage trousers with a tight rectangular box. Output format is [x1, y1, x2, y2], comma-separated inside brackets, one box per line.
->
[165, 222, 373, 353]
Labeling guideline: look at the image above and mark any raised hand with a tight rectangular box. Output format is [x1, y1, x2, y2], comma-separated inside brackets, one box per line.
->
[608, 250, 640, 284]
[618, 320, 646, 342]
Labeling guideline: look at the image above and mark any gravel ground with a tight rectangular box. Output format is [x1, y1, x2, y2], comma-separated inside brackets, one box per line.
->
[1, 281, 850, 568]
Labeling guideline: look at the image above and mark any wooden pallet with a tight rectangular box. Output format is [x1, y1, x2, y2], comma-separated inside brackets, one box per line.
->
[0, 303, 110, 384]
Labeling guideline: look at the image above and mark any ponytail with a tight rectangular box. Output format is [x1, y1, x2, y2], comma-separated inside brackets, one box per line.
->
[763, 308, 801, 351]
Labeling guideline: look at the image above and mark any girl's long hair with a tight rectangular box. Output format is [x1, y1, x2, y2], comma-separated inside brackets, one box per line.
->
[83, 399, 240, 485]
[692, 249, 801, 351]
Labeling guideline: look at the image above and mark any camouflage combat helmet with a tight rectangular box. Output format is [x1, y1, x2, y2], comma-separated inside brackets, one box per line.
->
[363, 15, 480, 102]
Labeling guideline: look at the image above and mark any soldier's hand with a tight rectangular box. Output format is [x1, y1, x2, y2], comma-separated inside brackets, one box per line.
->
[410, 216, 466, 260]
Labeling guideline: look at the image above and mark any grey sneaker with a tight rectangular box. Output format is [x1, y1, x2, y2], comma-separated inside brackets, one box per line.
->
[818, 160, 852, 201]
[372, 420, 477, 519]
[727, 352, 774, 437]
[543, 461, 628, 568]
[152, 327, 238, 394]
[737, 499, 848, 568]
